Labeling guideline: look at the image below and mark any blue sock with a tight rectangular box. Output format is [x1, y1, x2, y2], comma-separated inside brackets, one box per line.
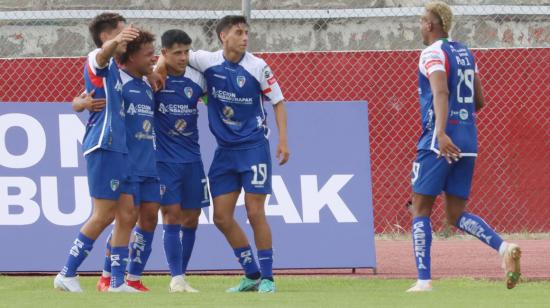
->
[233, 246, 261, 280]
[60, 232, 94, 277]
[412, 217, 432, 280]
[181, 226, 197, 275]
[456, 212, 504, 251]
[103, 232, 112, 276]
[127, 227, 155, 279]
[258, 249, 274, 281]
[163, 224, 183, 277]
[110, 246, 129, 288]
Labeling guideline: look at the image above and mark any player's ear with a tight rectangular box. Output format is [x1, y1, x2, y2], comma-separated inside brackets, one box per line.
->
[99, 32, 109, 47]
[160, 48, 167, 57]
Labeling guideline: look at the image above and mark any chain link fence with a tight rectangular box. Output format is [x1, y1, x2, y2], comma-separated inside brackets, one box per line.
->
[1, 0, 549, 234]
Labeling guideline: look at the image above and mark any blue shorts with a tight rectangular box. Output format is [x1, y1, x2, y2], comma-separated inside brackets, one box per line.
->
[85, 149, 128, 201]
[157, 161, 210, 209]
[121, 176, 161, 206]
[411, 150, 476, 200]
[208, 141, 272, 198]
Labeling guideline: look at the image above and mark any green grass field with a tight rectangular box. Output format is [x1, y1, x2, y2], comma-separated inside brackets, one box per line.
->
[0, 276, 548, 307]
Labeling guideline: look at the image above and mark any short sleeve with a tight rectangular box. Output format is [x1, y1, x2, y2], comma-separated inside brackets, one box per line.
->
[189, 50, 216, 73]
[259, 64, 284, 105]
[87, 48, 109, 78]
[419, 47, 446, 78]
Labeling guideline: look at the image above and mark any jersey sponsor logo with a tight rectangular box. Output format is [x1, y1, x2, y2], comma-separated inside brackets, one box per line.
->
[237, 76, 246, 88]
[413, 220, 428, 270]
[211, 87, 253, 105]
[126, 103, 154, 116]
[222, 106, 242, 127]
[110, 179, 120, 192]
[175, 119, 187, 132]
[142, 119, 152, 133]
[135, 120, 155, 140]
[158, 102, 167, 114]
[130, 89, 141, 94]
[459, 109, 469, 120]
[127, 103, 137, 115]
[160, 89, 175, 93]
[158, 103, 197, 116]
[184, 87, 193, 99]
[263, 67, 273, 79]
[114, 80, 123, 92]
[223, 106, 234, 119]
[213, 73, 227, 80]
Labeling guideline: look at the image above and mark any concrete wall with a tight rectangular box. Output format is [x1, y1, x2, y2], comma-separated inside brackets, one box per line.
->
[0, 0, 549, 57]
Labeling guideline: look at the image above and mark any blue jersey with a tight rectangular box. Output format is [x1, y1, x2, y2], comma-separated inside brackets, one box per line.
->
[417, 39, 479, 156]
[189, 50, 284, 149]
[154, 67, 207, 163]
[120, 70, 158, 178]
[82, 49, 127, 155]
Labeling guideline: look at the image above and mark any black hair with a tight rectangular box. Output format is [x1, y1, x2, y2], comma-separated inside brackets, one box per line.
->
[215, 15, 248, 42]
[118, 30, 155, 64]
[161, 29, 192, 48]
[89, 12, 126, 48]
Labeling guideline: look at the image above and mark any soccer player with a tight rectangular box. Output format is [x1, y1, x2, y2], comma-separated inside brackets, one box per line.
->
[157, 15, 289, 293]
[54, 13, 139, 292]
[94, 30, 160, 293]
[408, 1, 521, 292]
[153, 29, 209, 293]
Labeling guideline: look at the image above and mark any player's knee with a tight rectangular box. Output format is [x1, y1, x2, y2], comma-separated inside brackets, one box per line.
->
[90, 211, 115, 229]
[116, 209, 138, 227]
[213, 213, 232, 231]
[138, 214, 158, 232]
[246, 207, 266, 226]
[182, 211, 200, 229]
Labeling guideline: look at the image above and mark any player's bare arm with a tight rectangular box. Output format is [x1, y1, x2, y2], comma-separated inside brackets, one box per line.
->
[474, 73, 484, 112]
[273, 100, 289, 165]
[96, 25, 140, 68]
[72, 90, 106, 113]
[429, 70, 460, 163]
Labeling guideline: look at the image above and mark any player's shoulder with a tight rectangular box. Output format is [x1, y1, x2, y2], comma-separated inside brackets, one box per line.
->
[239, 52, 269, 80]
[421, 40, 445, 58]
[119, 70, 134, 87]
[184, 66, 204, 86]
[192, 49, 224, 69]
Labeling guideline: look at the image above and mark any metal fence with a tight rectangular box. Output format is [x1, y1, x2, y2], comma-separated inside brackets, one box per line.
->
[1, 0, 549, 233]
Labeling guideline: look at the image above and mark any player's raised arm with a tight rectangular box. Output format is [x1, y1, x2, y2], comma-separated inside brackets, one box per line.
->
[96, 25, 140, 68]
[429, 70, 460, 163]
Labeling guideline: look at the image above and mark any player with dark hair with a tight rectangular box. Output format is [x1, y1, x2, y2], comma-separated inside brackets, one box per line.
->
[54, 12, 139, 292]
[157, 15, 289, 293]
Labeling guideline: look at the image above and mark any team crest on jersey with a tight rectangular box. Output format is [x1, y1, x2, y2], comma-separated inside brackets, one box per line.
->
[223, 106, 235, 119]
[110, 179, 120, 192]
[459, 109, 469, 120]
[184, 87, 193, 99]
[160, 184, 166, 197]
[127, 103, 137, 115]
[237, 76, 246, 88]
[142, 120, 152, 133]
[146, 89, 153, 101]
[175, 119, 187, 132]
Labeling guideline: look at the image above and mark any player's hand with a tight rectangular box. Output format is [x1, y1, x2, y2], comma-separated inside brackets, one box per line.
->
[80, 90, 106, 112]
[437, 133, 461, 164]
[115, 25, 140, 45]
[147, 72, 165, 91]
[276, 141, 290, 165]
